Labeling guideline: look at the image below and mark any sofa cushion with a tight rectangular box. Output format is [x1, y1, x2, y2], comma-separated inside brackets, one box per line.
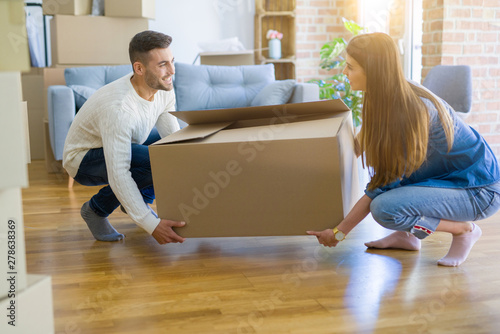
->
[65, 65, 132, 90]
[250, 79, 296, 107]
[105, 65, 134, 83]
[68, 85, 97, 110]
[174, 63, 275, 111]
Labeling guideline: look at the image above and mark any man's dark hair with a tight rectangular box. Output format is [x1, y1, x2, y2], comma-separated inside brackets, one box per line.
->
[129, 30, 172, 67]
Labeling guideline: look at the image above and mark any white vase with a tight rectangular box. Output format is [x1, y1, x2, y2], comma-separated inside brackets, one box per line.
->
[268, 38, 281, 59]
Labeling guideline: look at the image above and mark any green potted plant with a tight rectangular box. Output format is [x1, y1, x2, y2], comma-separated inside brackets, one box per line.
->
[309, 18, 366, 127]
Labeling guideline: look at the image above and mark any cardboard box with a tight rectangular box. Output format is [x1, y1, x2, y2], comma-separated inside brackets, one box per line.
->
[42, 0, 92, 15]
[50, 15, 149, 65]
[105, 0, 155, 19]
[200, 51, 255, 66]
[149, 99, 360, 238]
[0, 275, 53, 333]
[0, 187, 28, 296]
[0, 0, 30, 72]
[20, 72, 45, 159]
[0, 72, 29, 189]
[21, 67, 66, 159]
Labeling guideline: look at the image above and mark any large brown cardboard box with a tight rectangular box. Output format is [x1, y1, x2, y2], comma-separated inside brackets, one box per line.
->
[149, 99, 361, 238]
[199, 51, 255, 66]
[42, 0, 92, 15]
[105, 0, 155, 19]
[50, 15, 148, 65]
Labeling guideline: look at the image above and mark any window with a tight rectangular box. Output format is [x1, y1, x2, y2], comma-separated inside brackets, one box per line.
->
[358, 0, 423, 81]
[406, 0, 423, 82]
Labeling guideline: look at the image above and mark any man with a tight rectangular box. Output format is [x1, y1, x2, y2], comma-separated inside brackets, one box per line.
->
[63, 30, 186, 244]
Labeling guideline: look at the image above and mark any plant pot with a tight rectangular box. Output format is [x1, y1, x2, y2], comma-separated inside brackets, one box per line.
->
[268, 38, 281, 60]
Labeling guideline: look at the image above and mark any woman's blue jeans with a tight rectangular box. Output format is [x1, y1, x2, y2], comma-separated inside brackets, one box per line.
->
[73, 130, 161, 218]
[370, 182, 500, 239]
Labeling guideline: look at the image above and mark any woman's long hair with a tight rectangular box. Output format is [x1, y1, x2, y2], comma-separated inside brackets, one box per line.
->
[346, 33, 454, 190]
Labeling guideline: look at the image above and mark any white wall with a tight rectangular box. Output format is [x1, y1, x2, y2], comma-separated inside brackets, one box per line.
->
[149, 0, 255, 64]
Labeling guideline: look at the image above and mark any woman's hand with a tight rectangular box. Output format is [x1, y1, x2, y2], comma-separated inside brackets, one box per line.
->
[306, 194, 372, 247]
[306, 229, 340, 247]
[307, 195, 373, 248]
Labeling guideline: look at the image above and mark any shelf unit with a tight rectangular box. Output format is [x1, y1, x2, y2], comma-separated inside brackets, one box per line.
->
[255, 0, 296, 80]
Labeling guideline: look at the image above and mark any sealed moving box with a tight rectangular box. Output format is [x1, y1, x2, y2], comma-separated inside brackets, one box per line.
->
[50, 15, 148, 65]
[42, 0, 92, 15]
[105, 0, 155, 19]
[149, 100, 361, 238]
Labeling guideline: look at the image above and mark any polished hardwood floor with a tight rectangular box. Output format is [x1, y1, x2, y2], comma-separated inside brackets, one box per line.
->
[23, 160, 500, 334]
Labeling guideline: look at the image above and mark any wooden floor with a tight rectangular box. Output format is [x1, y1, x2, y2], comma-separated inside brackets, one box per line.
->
[23, 160, 500, 334]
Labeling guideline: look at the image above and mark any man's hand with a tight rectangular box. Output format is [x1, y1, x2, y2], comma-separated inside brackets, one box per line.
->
[306, 229, 340, 247]
[152, 219, 186, 244]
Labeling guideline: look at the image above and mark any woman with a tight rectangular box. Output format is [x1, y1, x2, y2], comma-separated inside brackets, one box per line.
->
[307, 32, 500, 267]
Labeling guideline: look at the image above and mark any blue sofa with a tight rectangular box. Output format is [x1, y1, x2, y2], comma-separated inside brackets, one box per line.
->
[47, 63, 319, 160]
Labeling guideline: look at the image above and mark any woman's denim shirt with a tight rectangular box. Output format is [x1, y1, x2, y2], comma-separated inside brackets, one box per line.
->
[365, 97, 500, 199]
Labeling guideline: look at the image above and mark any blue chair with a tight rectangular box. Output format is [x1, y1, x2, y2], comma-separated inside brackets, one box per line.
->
[422, 65, 472, 119]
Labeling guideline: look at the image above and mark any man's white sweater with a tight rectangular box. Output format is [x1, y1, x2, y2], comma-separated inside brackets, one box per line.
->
[63, 72, 180, 234]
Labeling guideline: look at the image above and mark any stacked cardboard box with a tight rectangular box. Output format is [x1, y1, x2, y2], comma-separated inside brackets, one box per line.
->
[46, 0, 154, 66]
[105, 0, 155, 19]
[43, 0, 154, 17]
[34, 0, 155, 169]
[50, 14, 148, 66]
[0, 0, 30, 71]
[42, 0, 92, 15]
[1, 2, 54, 331]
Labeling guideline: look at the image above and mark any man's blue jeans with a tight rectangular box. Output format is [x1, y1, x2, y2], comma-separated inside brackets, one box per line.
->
[73, 130, 161, 217]
[370, 182, 500, 239]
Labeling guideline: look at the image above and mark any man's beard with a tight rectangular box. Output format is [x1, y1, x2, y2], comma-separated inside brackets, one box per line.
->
[145, 70, 173, 91]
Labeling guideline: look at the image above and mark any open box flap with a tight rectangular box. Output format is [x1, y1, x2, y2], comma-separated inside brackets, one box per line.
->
[169, 99, 350, 125]
[152, 122, 233, 145]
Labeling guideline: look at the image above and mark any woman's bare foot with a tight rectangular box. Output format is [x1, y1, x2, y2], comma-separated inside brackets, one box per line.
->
[437, 223, 482, 267]
[365, 231, 421, 251]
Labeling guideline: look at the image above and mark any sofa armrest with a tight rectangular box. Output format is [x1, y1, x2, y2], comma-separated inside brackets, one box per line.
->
[288, 83, 320, 103]
[47, 85, 76, 161]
